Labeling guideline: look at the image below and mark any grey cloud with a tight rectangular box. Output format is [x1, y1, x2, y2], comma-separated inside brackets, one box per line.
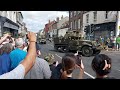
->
[22, 11, 69, 32]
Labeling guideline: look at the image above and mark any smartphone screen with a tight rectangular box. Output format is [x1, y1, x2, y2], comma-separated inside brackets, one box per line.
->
[76, 54, 82, 66]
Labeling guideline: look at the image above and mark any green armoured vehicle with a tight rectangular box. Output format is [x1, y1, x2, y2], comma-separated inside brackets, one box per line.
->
[53, 30, 101, 57]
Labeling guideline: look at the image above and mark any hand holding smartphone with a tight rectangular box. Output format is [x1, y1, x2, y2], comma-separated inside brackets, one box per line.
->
[74, 51, 82, 66]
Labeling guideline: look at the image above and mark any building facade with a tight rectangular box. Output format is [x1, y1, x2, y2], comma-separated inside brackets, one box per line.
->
[0, 11, 20, 37]
[56, 16, 69, 37]
[16, 11, 24, 34]
[69, 11, 84, 36]
[83, 11, 117, 40]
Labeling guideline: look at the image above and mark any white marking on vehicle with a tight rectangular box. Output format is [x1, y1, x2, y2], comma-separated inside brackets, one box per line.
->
[55, 54, 95, 79]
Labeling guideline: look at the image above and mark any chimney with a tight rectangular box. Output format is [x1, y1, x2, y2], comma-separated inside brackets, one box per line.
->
[49, 20, 50, 24]
[56, 17, 59, 22]
[61, 15, 63, 19]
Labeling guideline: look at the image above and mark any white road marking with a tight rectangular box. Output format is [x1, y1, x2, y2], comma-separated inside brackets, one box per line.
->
[55, 54, 95, 79]
[84, 72, 95, 79]
[55, 54, 62, 59]
[116, 69, 120, 72]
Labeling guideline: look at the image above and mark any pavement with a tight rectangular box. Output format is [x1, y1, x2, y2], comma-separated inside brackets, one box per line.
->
[39, 41, 120, 79]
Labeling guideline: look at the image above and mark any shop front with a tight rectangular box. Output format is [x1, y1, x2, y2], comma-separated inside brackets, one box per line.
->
[93, 22, 116, 40]
[0, 16, 19, 37]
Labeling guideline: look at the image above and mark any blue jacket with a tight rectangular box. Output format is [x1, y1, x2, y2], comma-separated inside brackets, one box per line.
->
[0, 53, 11, 75]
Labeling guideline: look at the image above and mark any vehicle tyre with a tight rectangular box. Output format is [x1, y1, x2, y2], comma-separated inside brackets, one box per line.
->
[62, 47, 69, 53]
[81, 46, 93, 57]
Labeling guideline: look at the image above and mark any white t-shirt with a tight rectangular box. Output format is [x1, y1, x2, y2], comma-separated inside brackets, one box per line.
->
[0, 64, 25, 79]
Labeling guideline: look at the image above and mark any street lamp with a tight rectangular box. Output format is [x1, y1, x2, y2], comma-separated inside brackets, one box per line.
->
[115, 11, 120, 37]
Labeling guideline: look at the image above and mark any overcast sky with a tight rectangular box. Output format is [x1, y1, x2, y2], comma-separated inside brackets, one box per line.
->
[22, 11, 69, 33]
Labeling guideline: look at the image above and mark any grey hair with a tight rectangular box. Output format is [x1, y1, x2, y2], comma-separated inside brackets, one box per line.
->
[0, 43, 13, 55]
[15, 38, 24, 48]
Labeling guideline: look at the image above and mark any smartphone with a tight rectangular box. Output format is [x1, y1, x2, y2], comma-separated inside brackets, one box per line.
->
[75, 54, 82, 66]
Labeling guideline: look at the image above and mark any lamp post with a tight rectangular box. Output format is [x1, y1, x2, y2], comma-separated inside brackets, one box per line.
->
[116, 11, 120, 37]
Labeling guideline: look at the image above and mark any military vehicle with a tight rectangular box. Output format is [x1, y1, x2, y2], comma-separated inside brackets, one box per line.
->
[53, 30, 101, 57]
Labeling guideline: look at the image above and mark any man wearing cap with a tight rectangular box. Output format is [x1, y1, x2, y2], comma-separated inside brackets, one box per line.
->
[9, 38, 27, 70]
[24, 43, 51, 79]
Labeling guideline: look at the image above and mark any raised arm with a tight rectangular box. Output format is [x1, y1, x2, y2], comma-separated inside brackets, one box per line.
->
[21, 32, 36, 75]
[0, 33, 11, 45]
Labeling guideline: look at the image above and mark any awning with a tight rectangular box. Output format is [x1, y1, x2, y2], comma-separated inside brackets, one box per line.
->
[0, 16, 19, 30]
[4, 22, 19, 30]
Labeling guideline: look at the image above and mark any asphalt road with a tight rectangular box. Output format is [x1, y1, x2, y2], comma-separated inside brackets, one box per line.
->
[39, 41, 120, 79]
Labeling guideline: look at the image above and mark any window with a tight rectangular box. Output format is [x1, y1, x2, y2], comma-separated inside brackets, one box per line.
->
[78, 19, 80, 29]
[93, 11, 97, 22]
[74, 20, 76, 29]
[105, 11, 109, 19]
[70, 12, 73, 18]
[86, 14, 89, 23]
[71, 22, 72, 29]
[74, 11, 76, 16]
[78, 11, 81, 14]
[75, 20, 77, 29]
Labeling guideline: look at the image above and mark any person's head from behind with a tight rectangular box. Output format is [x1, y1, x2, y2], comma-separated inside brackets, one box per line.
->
[0, 43, 13, 55]
[15, 38, 24, 49]
[27, 42, 41, 57]
[36, 43, 41, 56]
[61, 53, 76, 79]
[91, 54, 111, 78]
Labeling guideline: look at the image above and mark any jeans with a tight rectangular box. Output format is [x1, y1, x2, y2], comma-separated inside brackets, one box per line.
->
[116, 43, 120, 49]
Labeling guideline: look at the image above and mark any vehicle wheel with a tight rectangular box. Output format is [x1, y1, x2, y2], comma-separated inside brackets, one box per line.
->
[81, 46, 93, 57]
[62, 47, 69, 53]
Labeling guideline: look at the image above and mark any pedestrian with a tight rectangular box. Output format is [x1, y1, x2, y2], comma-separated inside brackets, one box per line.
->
[9, 38, 27, 70]
[23, 42, 29, 52]
[24, 43, 51, 79]
[0, 43, 13, 75]
[44, 53, 58, 72]
[91, 54, 115, 79]
[111, 35, 116, 51]
[51, 53, 84, 79]
[105, 37, 110, 51]
[99, 36, 104, 49]
[116, 35, 120, 51]
[0, 32, 36, 79]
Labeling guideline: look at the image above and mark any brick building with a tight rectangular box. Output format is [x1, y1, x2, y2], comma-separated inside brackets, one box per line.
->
[69, 11, 84, 35]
